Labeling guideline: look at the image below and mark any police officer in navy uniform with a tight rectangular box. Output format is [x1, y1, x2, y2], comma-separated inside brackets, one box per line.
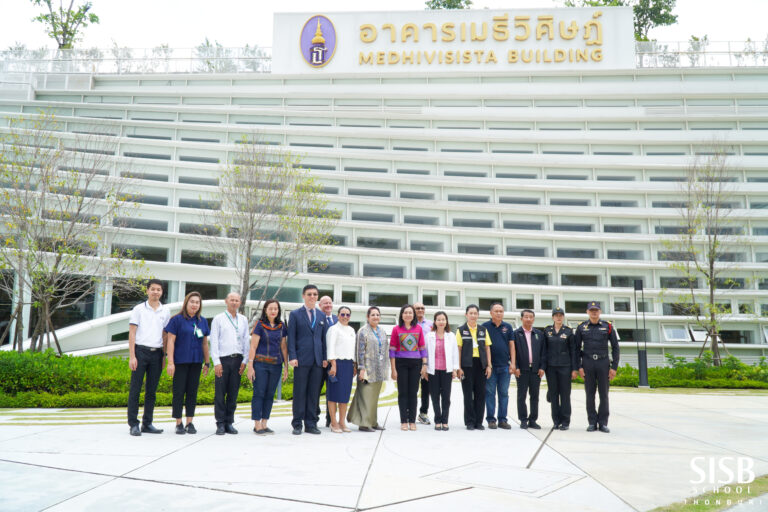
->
[543, 307, 577, 430]
[573, 301, 619, 433]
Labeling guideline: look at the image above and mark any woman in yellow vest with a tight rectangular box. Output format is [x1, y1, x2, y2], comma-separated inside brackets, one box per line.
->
[456, 304, 492, 430]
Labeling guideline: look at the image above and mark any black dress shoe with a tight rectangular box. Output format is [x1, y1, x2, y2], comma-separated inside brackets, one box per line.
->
[442, 425, 449, 431]
[498, 421, 511, 430]
[264, 427, 274, 435]
[586, 424, 597, 432]
[553, 423, 561, 430]
[292, 427, 302, 435]
[560, 424, 570, 431]
[466, 424, 475, 430]
[216, 424, 226, 435]
[435, 425, 441, 431]
[254, 428, 267, 435]
[305, 426, 321, 435]
[528, 421, 542, 430]
[488, 421, 498, 429]
[475, 424, 485, 431]
[185, 423, 197, 434]
[359, 426, 374, 432]
[599, 425, 611, 433]
[520, 420, 528, 429]
[373, 425, 385, 431]
[225, 424, 238, 435]
[129, 425, 141, 436]
[175, 424, 185, 435]
[141, 424, 163, 434]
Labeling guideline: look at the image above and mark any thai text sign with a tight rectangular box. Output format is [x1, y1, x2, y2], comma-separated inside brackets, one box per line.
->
[272, 8, 634, 74]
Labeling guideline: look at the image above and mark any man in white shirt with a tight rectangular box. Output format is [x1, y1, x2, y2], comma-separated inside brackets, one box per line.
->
[127, 279, 170, 436]
[414, 302, 433, 425]
[209, 292, 250, 435]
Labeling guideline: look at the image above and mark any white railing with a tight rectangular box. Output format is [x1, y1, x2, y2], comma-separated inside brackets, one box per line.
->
[0, 42, 767, 74]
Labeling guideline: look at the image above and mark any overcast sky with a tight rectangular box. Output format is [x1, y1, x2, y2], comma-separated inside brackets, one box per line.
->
[1, 0, 765, 50]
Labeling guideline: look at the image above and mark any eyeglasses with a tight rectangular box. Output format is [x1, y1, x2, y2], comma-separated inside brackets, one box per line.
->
[339, 313, 351, 318]
[414, 307, 425, 310]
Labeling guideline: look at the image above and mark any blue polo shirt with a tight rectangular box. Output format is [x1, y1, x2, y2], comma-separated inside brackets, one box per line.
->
[252, 321, 288, 364]
[482, 320, 514, 367]
[165, 314, 210, 364]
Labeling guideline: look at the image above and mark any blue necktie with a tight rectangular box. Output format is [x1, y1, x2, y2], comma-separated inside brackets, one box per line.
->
[327, 316, 333, 326]
[310, 309, 315, 327]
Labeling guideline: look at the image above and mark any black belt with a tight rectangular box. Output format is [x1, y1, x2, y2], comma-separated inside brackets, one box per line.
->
[137, 345, 162, 352]
[220, 354, 243, 359]
[588, 354, 608, 360]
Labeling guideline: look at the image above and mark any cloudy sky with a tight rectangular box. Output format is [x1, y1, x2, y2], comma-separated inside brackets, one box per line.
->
[1, 0, 765, 50]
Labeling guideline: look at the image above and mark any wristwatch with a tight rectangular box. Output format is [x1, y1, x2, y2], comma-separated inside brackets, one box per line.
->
[204, 363, 210, 368]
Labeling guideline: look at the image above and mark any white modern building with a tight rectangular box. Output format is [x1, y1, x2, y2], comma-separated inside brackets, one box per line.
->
[1, 8, 767, 360]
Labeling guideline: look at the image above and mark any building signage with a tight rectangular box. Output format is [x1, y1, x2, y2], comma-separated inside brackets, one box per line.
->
[272, 8, 634, 74]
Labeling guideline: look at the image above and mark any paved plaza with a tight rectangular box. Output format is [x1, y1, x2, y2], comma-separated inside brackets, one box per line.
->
[0, 384, 766, 512]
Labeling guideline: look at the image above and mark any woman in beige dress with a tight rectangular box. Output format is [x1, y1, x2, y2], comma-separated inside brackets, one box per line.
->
[347, 306, 389, 432]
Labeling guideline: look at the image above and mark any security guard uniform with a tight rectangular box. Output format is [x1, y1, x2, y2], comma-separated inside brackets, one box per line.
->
[544, 310, 577, 429]
[573, 302, 620, 430]
[457, 322, 490, 429]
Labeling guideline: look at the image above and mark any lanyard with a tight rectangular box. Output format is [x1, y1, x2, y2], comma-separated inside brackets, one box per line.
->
[225, 312, 240, 343]
[372, 327, 383, 350]
[309, 309, 317, 329]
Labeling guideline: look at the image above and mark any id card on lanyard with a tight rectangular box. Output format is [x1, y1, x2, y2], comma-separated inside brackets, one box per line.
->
[373, 328, 384, 361]
[225, 313, 240, 345]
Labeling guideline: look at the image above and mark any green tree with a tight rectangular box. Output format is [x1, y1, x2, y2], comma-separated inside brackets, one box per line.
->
[563, 0, 677, 41]
[659, 147, 741, 366]
[0, 113, 148, 353]
[425, 0, 472, 9]
[201, 136, 339, 313]
[31, 0, 100, 50]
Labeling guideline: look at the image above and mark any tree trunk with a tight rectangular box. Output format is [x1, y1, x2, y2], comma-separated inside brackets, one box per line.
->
[47, 314, 63, 356]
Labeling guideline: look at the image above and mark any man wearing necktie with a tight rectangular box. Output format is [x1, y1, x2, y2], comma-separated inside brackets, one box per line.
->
[512, 309, 547, 430]
[318, 295, 338, 427]
[288, 285, 328, 435]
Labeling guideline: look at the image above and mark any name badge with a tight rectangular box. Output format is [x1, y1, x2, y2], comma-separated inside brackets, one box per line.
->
[194, 326, 204, 338]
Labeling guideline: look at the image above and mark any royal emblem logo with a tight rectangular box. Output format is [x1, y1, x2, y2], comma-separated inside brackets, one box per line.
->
[300, 15, 336, 68]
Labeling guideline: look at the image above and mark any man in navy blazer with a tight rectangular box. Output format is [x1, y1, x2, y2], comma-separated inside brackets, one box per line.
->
[288, 284, 328, 435]
[512, 309, 547, 429]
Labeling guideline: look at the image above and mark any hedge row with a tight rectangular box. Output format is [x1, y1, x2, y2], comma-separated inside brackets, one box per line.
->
[0, 350, 295, 402]
[0, 390, 263, 409]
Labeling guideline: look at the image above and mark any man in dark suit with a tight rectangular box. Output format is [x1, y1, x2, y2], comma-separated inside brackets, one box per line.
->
[288, 284, 328, 435]
[318, 295, 338, 427]
[512, 309, 547, 429]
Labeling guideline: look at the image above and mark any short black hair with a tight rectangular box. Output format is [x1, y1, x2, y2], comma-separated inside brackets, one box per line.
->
[259, 299, 283, 325]
[338, 306, 351, 315]
[398, 304, 416, 328]
[147, 279, 163, 291]
[465, 304, 479, 314]
[521, 309, 535, 318]
[302, 284, 319, 295]
[489, 301, 504, 311]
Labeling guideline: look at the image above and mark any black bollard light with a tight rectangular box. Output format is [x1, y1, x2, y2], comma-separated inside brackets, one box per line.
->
[634, 280, 650, 388]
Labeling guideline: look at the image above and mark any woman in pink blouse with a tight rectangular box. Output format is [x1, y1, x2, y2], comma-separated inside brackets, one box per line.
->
[389, 304, 427, 431]
[424, 311, 459, 431]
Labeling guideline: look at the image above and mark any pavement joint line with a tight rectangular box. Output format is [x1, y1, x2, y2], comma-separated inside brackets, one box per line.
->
[613, 409, 768, 465]
[353, 407, 391, 512]
[525, 425, 556, 469]
[527, 434, 642, 512]
[0, 457, 356, 510]
[357, 486, 474, 511]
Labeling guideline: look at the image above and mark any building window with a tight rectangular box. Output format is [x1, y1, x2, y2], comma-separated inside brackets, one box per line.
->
[614, 299, 631, 312]
[550, 199, 590, 206]
[404, 216, 439, 225]
[116, 218, 168, 231]
[660, 277, 699, 289]
[607, 250, 643, 260]
[611, 276, 643, 288]
[453, 219, 494, 228]
[499, 197, 540, 205]
[604, 225, 640, 233]
[351, 212, 394, 223]
[447, 194, 489, 203]
[507, 247, 546, 257]
[308, 261, 353, 275]
[369, 292, 410, 307]
[565, 300, 591, 312]
[112, 244, 168, 262]
[463, 271, 499, 283]
[400, 191, 434, 200]
[601, 200, 638, 208]
[510, 273, 549, 285]
[557, 249, 596, 259]
[357, 237, 400, 250]
[504, 221, 542, 230]
[655, 226, 687, 235]
[180, 250, 226, 267]
[554, 223, 593, 232]
[363, 265, 404, 278]
[458, 244, 496, 255]
[416, 268, 448, 281]
[411, 241, 443, 252]
[561, 275, 598, 286]
[516, 296, 534, 309]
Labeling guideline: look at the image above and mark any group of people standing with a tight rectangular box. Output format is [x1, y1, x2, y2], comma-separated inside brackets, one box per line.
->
[126, 280, 620, 436]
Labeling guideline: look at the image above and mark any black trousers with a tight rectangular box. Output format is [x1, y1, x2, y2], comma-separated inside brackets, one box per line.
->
[292, 364, 323, 429]
[461, 358, 486, 427]
[395, 358, 421, 423]
[127, 345, 163, 427]
[172, 362, 202, 419]
[317, 364, 330, 425]
[419, 376, 430, 415]
[545, 366, 572, 426]
[214, 354, 243, 425]
[516, 369, 541, 422]
[583, 356, 611, 426]
[429, 370, 452, 424]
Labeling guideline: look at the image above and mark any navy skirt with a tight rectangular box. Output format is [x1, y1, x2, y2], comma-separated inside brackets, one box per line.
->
[327, 359, 354, 403]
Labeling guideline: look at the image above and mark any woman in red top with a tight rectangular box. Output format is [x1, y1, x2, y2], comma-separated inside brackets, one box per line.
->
[389, 304, 427, 431]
